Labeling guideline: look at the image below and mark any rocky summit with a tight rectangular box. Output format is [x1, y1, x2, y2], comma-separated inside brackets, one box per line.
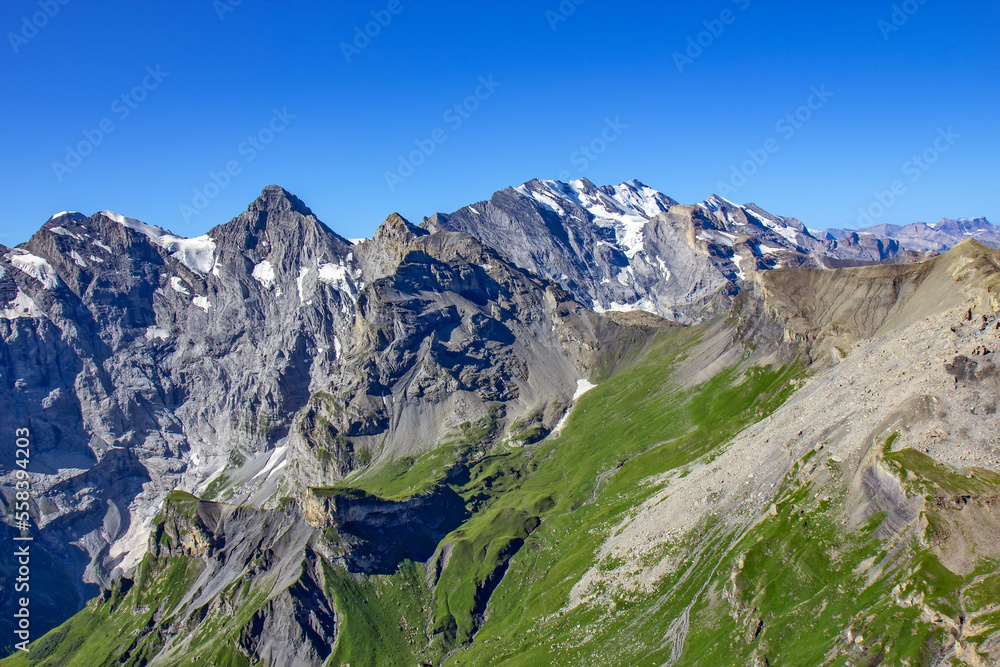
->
[1, 182, 999, 666]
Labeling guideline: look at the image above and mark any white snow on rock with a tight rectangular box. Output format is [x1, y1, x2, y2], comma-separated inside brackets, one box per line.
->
[93, 240, 112, 253]
[745, 208, 800, 246]
[169, 277, 190, 295]
[49, 225, 85, 241]
[698, 194, 740, 212]
[317, 262, 355, 296]
[696, 229, 737, 247]
[550, 379, 600, 437]
[252, 445, 288, 481]
[8, 252, 59, 289]
[573, 378, 597, 400]
[516, 183, 568, 216]
[101, 211, 216, 274]
[1, 291, 43, 319]
[69, 251, 88, 268]
[656, 257, 672, 281]
[145, 326, 170, 340]
[297, 267, 310, 303]
[732, 254, 747, 281]
[516, 179, 675, 260]
[192, 296, 211, 312]
[252, 260, 276, 289]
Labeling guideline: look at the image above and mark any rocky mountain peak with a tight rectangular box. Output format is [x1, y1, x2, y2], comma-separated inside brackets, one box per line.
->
[250, 184, 312, 216]
[374, 212, 427, 244]
[211, 186, 349, 257]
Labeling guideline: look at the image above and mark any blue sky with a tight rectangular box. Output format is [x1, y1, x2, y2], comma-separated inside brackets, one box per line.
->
[1, 0, 997, 245]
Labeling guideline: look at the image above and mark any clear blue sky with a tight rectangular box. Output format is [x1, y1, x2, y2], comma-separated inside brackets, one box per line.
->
[1, 0, 997, 245]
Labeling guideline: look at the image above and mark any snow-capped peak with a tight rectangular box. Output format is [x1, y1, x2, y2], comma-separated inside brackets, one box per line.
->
[48, 211, 80, 221]
[514, 178, 679, 259]
[698, 194, 741, 213]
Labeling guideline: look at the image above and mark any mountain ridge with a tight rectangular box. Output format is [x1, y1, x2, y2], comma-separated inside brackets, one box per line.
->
[2, 183, 1000, 665]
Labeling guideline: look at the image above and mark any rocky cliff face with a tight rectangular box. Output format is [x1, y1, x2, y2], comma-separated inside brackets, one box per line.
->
[0, 184, 645, 642]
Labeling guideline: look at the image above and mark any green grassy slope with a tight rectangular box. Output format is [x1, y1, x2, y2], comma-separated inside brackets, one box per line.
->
[7, 316, 997, 665]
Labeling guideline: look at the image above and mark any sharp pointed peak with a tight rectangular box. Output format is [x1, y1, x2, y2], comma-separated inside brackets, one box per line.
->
[251, 185, 314, 217]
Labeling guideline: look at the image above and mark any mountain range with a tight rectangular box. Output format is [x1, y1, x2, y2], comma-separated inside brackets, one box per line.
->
[1, 180, 999, 666]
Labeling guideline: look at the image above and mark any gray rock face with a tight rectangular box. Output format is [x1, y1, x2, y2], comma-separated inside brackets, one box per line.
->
[424, 180, 993, 324]
[0, 185, 626, 634]
[422, 181, 847, 323]
[145, 498, 336, 666]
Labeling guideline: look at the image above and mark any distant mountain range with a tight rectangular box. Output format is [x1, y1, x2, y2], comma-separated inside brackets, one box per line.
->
[428, 177, 995, 321]
[822, 216, 1000, 252]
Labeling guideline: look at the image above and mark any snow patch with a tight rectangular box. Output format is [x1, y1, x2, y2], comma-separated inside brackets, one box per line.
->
[746, 208, 798, 245]
[93, 240, 112, 253]
[696, 229, 737, 247]
[573, 379, 597, 400]
[8, 252, 59, 289]
[317, 262, 356, 297]
[516, 184, 567, 216]
[69, 251, 88, 268]
[297, 267, 310, 303]
[252, 260, 276, 289]
[101, 211, 216, 274]
[656, 257, 671, 281]
[252, 446, 288, 481]
[732, 254, 746, 281]
[550, 379, 600, 437]
[1, 291, 42, 319]
[145, 326, 170, 340]
[169, 276, 190, 295]
[192, 296, 211, 312]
